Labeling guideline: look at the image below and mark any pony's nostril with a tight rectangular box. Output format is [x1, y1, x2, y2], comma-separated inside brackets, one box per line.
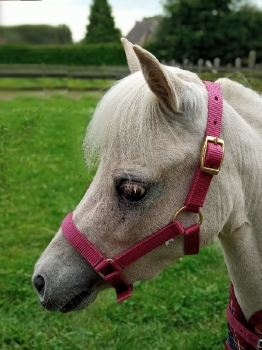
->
[33, 275, 45, 296]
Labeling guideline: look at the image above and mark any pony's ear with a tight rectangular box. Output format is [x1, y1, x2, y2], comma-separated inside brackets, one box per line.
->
[121, 38, 141, 73]
[133, 45, 182, 111]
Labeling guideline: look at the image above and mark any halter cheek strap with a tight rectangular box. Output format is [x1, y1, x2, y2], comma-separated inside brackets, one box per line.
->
[61, 81, 224, 302]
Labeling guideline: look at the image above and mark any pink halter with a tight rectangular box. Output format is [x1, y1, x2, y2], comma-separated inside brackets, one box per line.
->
[61, 81, 224, 302]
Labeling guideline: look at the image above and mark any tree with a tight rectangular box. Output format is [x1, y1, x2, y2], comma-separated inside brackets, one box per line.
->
[85, 0, 121, 44]
[56, 25, 73, 45]
[0, 25, 72, 45]
[222, 4, 262, 63]
[154, 0, 262, 64]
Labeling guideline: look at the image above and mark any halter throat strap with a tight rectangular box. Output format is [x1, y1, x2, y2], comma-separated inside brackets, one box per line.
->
[61, 80, 224, 302]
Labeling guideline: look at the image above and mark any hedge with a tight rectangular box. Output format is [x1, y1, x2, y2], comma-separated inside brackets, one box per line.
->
[0, 44, 128, 66]
[0, 25, 73, 45]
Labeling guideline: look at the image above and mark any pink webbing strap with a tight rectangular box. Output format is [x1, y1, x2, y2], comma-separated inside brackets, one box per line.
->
[226, 283, 262, 349]
[61, 212, 133, 302]
[227, 306, 261, 348]
[204, 81, 223, 137]
[62, 212, 196, 301]
[185, 81, 223, 210]
[62, 212, 106, 267]
[114, 220, 189, 267]
[61, 81, 224, 302]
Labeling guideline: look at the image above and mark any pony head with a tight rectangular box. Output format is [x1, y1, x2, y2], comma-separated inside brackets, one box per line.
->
[32, 39, 228, 312]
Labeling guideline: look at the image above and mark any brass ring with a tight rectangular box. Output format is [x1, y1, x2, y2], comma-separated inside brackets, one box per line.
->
[172, 206, 203, 226]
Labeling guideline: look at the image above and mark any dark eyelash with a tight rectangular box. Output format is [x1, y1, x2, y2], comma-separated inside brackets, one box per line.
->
[117, 181, 148, 202]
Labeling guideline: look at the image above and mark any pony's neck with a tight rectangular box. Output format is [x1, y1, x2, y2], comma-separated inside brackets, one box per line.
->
[217, 79, 262, 319]
[220, 225, 262, 319]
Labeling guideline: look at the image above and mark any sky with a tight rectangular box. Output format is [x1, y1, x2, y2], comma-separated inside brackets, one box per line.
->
[0, 0, 262, 43]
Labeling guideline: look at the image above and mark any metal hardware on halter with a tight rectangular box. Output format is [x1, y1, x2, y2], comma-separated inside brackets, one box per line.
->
[97, 259, 113, 279]
[200, 136, 225, 175]
[257, 339, 262, 350]
[165, 239, 174, 246]
[173, 206, 203, 226]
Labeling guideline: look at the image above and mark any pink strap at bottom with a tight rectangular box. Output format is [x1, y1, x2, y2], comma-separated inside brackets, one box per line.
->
[227, 305, 261, 348]
[225, 340, 232, 350]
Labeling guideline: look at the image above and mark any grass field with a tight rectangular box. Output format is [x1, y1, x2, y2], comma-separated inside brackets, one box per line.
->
[0, 78, 115, 90]
[0, 74, 261, 350]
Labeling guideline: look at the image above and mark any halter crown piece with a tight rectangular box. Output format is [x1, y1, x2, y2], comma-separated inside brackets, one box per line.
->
[61, 81, 224, 302]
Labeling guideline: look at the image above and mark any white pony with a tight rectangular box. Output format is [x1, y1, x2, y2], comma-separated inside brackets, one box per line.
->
[33, 39, 262, 348]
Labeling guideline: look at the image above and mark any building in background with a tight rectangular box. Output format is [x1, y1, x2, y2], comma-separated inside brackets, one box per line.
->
[125, 17, 159, 45]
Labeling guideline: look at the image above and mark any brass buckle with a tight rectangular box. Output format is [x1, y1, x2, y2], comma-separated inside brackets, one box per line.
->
[173, 206, 203, 226]
[200, 136, 225, 175]
[98, 259, 113, 279]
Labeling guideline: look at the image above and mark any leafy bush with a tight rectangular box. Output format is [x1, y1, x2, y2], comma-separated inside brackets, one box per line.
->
[0, 44, 127, 66]
[0, 25, 72, 45]
[154, 0, 262, 64]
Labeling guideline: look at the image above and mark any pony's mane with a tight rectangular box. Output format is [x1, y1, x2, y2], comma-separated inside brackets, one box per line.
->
[83, 68, 205, 168]
[216, 77, 262, 131]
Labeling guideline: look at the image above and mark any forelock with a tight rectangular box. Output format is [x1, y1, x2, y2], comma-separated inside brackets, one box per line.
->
[83, 68, 205, 169]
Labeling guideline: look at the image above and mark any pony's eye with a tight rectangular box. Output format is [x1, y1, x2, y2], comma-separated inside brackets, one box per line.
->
[117, 181, 147, 202]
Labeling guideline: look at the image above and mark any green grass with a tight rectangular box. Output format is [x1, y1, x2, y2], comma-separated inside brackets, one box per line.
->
[1, 71, 261, 350]
[0, 78, 115, 89]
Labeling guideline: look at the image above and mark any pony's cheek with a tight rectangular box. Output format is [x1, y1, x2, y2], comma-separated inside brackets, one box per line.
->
[122, 237, 184, 284]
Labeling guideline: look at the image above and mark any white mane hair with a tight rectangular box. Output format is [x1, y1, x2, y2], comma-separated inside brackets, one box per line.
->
[83, 67, 206, 168]
[216, 77, 262, 131]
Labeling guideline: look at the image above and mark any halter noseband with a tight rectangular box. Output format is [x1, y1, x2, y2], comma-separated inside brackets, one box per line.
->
[61, 81, 224, 302]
